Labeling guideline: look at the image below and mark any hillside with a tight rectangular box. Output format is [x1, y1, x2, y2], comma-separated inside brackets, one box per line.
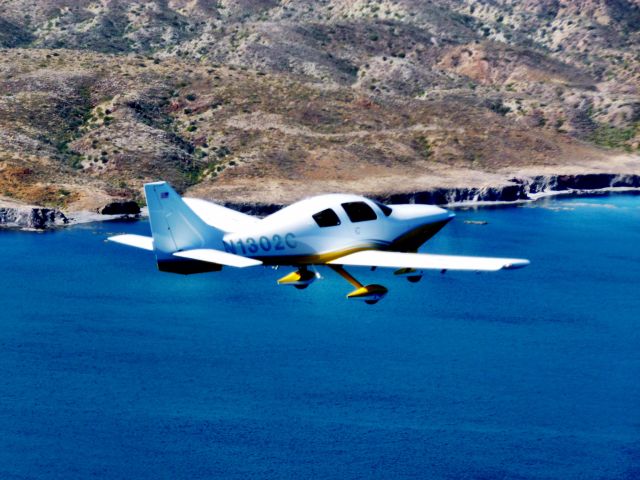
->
[0, 0, 639, 210]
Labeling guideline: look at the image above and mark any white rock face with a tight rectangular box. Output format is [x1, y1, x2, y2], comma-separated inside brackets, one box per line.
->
[0, 204, 68, 230]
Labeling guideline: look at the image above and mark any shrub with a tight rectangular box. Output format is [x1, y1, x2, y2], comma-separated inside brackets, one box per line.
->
[590, 124, 637, 150]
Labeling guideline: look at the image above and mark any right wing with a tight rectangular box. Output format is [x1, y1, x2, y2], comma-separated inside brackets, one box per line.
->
[328, 250, 530, 271]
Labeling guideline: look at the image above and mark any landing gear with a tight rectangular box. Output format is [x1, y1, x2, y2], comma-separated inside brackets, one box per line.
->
[394, 267, 423, 283]
[277, 266, 317, 289]
[329, 265, 388, 305]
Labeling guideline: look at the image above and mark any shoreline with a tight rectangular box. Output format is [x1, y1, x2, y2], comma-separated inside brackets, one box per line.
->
[220, 173, 640, 216]
[2, 173, 640, 231]
[446, 186, 640, 208]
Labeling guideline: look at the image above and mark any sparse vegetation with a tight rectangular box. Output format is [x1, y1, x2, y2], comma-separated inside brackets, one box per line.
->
[590, 124, 638, 151]
[0, 0, 637, 210]
[415, 136, 433, 160]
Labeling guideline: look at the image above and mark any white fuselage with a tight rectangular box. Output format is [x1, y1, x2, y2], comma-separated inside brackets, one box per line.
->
[217, 194, 454, 265]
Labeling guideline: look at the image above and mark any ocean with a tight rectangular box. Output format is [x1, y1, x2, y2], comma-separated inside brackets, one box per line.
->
[1, 193, 639, 479]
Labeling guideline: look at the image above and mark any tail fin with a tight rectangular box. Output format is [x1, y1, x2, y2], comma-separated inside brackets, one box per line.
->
[145, 182, 225, 273]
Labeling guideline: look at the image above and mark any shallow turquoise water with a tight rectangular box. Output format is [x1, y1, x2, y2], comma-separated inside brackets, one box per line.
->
[1, 193, 639, 479]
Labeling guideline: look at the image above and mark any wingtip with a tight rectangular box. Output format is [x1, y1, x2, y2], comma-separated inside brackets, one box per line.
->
[106, 234, 127, 243]
[503, 259, 530, 270]
[106, 234, 155, 251]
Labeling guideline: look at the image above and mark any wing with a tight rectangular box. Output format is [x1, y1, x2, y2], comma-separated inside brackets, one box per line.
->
[108, 235, 261, 268]
[328, 250, 529, 271]
[173, 249, 262, 268]
[107, 234, 154, 251]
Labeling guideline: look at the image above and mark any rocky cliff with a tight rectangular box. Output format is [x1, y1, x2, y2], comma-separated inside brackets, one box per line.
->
[0, 204, 68, 229]
[382, 173, 640, 205]
[222, 173, 640, 216]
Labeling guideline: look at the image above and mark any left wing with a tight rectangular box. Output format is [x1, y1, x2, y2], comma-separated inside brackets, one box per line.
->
[173, 249, 262, 268]
[328, 250, 529, 271]
[108, 235, 262, 268]
[108, 234, 154, 251]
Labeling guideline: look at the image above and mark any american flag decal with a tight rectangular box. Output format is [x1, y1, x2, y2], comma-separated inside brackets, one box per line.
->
[160, 192, 169, 199]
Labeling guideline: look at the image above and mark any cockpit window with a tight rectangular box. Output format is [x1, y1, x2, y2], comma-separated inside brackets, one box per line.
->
[341, 202, 377, 223]
[312, 208, 341, 227]
[373, 200, 393, 217]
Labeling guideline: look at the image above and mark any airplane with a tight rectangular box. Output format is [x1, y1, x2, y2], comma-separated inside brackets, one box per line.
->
[107, 181, 530, 304]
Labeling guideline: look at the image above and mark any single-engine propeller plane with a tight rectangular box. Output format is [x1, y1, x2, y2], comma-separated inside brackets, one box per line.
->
[108, 182, 529, 304]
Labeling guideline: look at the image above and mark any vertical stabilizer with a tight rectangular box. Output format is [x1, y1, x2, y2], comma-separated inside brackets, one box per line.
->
[144, 182, 225, 273]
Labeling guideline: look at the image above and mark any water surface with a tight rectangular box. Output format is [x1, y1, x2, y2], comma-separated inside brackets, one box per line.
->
[1, 193, 639, 479]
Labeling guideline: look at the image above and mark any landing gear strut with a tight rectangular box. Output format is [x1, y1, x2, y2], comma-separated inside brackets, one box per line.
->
[277, 266, 316, 289]
[329, 265, 388, 305]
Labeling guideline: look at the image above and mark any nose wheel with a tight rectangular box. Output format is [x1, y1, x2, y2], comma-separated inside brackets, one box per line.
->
[329, 265, 388, 304]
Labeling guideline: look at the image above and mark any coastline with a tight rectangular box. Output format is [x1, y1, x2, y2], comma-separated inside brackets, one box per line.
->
[219, 172, 640, 216]
[2, 172, 639, 231]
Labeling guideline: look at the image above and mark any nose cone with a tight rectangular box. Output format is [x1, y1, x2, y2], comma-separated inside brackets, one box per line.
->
[391, 204, 453, 222]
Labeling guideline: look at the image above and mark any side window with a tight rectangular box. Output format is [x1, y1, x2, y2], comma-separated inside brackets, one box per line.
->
[341, 202, 377, 223]
[373, 200, 393, 217]
[312, 208, 341, 227]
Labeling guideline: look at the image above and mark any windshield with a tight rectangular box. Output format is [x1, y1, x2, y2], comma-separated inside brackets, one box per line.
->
[373, 201, 392, 217]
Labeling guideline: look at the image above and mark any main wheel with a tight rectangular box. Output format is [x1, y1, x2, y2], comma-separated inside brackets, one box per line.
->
[407, 275, 422, 283]
[365, 299, 379, 305]
[294, 284, 309, 290]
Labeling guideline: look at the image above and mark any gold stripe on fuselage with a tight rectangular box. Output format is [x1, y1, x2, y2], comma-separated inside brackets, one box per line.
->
[253, 242, 389, 266]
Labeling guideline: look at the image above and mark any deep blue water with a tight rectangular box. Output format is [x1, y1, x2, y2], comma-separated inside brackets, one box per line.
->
[1, 193, 639, 479]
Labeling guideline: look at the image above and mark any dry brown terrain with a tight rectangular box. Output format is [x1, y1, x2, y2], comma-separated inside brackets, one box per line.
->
[0, 0, 639, 210]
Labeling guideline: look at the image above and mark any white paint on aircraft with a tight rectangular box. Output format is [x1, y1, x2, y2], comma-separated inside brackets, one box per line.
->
[107, 181, 530, 304]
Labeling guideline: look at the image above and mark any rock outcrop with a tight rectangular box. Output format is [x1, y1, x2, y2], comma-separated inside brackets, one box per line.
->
[0, 206, 68, 230]
[99, 201, 141, 216]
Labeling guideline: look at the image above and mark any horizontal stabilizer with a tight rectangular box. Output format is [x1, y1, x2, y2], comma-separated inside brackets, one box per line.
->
[108, 234, 154, 251]
[173, 249, 262, 268]
[328, 250, 530, 271]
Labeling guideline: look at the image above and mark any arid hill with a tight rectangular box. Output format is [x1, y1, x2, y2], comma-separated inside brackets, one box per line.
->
[0, 0, 638, 210]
